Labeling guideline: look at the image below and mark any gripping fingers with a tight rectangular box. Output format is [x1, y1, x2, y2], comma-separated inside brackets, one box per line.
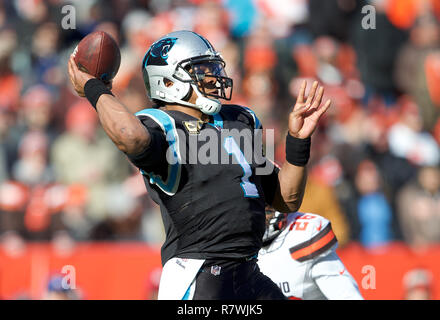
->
[68, 57, 75, 85]
[68, 56, 86, 97]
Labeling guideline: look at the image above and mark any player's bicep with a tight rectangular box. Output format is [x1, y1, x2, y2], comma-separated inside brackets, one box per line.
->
[95, 94, 151, 155]
[126, 120, 168, 171]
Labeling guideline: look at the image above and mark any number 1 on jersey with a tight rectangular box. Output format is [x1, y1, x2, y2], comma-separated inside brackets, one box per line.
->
[223, 136, 259, 198]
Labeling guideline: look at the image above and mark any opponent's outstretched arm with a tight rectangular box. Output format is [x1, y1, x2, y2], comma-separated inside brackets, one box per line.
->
[271, 80, 331, 213]
[68, 55, 150, 155]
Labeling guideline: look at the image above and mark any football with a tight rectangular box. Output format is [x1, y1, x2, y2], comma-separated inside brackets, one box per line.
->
[73, 31, 121, 83]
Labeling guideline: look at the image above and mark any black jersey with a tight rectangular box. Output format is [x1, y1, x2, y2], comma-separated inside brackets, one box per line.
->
[127, 104, 279, 265]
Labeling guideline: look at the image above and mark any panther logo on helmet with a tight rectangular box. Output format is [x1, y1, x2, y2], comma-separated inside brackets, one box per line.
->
[144, 37, 177, 66]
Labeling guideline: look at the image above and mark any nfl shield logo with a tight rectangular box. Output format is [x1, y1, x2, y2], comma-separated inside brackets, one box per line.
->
[210, 265, 221, 276]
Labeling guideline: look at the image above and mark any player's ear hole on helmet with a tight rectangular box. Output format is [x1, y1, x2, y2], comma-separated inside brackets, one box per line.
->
[163, 78, 174, 88]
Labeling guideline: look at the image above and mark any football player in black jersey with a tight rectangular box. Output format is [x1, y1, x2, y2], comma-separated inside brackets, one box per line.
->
[68, 30, 331, 300]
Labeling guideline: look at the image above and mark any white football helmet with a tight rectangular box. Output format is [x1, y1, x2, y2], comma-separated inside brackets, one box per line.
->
[141, 30, 233, 115]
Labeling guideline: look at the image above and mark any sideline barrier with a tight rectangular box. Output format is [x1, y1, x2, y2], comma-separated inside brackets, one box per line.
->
[0, 242, 439, 300]
[337, 242, 440, 300]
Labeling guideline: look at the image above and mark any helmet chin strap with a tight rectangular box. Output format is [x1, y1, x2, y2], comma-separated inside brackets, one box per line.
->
[166, 84, 222, 115]
[193, 84, 222, 115]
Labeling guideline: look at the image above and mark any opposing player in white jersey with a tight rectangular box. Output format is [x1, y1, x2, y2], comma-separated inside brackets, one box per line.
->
[258, 207, 364, 300]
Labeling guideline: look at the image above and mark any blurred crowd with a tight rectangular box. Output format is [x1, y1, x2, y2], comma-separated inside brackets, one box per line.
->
[0, 0, 440, 255]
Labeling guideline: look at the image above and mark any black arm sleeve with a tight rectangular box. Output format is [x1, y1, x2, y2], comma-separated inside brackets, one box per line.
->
[126, 116, 168, 173]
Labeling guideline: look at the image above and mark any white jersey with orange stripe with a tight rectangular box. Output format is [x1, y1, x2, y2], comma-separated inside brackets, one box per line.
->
[258, 212, 363, 300]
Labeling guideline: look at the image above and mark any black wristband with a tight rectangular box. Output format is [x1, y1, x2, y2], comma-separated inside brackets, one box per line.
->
[84, 78, 114, 109]
[285, 133, 311, 166]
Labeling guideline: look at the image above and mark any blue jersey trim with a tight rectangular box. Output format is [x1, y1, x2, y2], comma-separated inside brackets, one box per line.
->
[182, 285, 191, 300]
[241, 106, 261, 129]
[212, 112, 224, 129]
[135, 108, 181, 195]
